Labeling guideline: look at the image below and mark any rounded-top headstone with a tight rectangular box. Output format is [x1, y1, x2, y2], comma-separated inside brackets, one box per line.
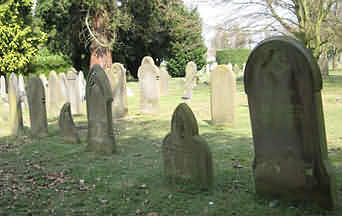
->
[244, 36, 336, 209]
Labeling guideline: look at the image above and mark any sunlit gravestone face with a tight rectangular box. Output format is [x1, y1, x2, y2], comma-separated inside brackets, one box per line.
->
[244, 36, 336, 209]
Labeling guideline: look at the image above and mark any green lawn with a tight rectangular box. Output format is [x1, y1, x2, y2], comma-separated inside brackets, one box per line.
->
[0, 71, 342, 216]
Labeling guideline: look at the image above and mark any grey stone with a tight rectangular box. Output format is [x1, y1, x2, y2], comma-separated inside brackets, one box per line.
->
[58, 102, 80, 144]
[86, 64, 116, 154]
[159, 63, 169, 96]
[27, 76, 48, 137]
[244, 36, 336, 209]
[162, 103, 213, 189]
[138, 56, 160, 113]
[48, 71, 63, 118]
[106, 63, 128, 118]
[67, 68, 82, 115]
[210, 65, 236, 126]
[8, 73, 24, 136]
[0, 75, 6, 99]
[183, 61, 197, 99]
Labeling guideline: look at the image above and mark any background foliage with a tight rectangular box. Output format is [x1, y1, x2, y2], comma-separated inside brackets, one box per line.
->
[216, 48, 250, 69]
[0, 0, 46, 75]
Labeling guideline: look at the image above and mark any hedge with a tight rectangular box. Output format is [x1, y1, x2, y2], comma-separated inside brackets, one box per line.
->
[216, 48, 250, 69]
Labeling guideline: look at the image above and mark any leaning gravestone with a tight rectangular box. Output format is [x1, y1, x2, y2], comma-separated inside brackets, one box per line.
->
[159, 63, 169, 96]
[244, 36, 336, 209]
[27, 76, 48, 137]
[183, 61, 197, 99]
[137, 56, 160, 113]
[59, 102, 80, 144]
[67, 68, 82, 115]
[162, 103, 213, 189]
[86, 64, 116, 154]
[8, 73, 24, 136]
[106, 63, 128, 118]
[210, 65, 236, 126]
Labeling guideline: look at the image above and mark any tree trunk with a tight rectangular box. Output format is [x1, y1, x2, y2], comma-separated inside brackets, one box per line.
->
[89, 9, 112, 71]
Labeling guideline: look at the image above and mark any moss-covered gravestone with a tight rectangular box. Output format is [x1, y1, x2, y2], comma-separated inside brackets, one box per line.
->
[244, 36, 336, 209]
[8, 73, 24, 136]
[162, 103, 213, 189]
[58, 103, 80, 144]
[137, 56, 160, 113]
[210, 65, 236, 126]
[86, 64, 116, 154]
[27, 76, 48, 137]
[107, 63, 128, 118]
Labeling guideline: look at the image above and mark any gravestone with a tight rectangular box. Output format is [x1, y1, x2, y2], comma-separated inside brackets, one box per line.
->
[27, 76, 48, 137]
[210, 65, 236, 126]
[162, 103, 213, 189]
[8, 73, 24, 136]
[67, 69, 82, 115]
[159, 63, 169, 96]
[48, 71, 62, 117]
[183, 61, 197, 99]
[39, 74, 48, 104]
[233, 64, 240, 75]
[78, 71, 86, 102]
[137, 56, 160, 113]
[59, 102, 80, 144]
[244, 36, 336, 209]
[18, 74, 28, 109]
[86, 64, 116, 154]
[106, 63, 128, 118]
[0, 75, 6, 99]
[59, 72, 70, 104]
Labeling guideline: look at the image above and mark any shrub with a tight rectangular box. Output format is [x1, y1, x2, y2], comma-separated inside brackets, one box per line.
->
[216, 48, 250, 69]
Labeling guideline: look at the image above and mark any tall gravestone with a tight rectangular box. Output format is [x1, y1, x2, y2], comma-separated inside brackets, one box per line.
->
[78, 71, 86, 103]
[67, 69, 82, 115]
[59, 103, 80, 144]
[18, 74, 28, 109]
[48, 71, 62, 118]
[137, 56, 160, 113]
[159, 63, 169, 96]
[162, 103, 213, 189]
[183, 61, 197, 99]
[59, 72, 70, 104]
[27, 76, 48, 137]
[39, 74, 48, 104]
[0, 75, 6, 99]
[106, 63, 128, 118]
[210, 65, 236, 126]
[244, 36, 336, 209]
[8, 73, 24, 136]
[86, 64, 116, 154]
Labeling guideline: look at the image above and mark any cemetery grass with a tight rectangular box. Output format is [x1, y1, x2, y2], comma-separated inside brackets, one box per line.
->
[1, 73, 342, 216]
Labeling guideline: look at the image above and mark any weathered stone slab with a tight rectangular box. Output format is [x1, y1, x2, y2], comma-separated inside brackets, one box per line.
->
[0, 75, 6, 99]
[39, 74, 48, 104]
[18, 74, 28, 109]
[86, 64, 116, 154]
[159, 63, 169, 96]
[138, 56, 160, 113]
[59, 72, 70, 104]
[244, 36, 336, 209]
[162, 103, 213, 189]
[78, 71, 86, 102]
[106, 63, 128, 118]
[48, 71, 62, 117]
[8, 73, 24, 136]
[210, 65, 236, 126]
[67, 68, 82, 115]
[183, 61, 197, 99]
[27, 76, 48, 137]
[58, 102, 80, 144]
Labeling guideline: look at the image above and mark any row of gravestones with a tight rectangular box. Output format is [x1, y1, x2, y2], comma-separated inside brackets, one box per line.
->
[5, 36, 336, 209]
[163, 37, 336, 210]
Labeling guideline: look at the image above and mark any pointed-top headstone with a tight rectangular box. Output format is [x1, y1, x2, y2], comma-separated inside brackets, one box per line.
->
[86, 64, 116, 154]
[59, 102, 80, 144]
